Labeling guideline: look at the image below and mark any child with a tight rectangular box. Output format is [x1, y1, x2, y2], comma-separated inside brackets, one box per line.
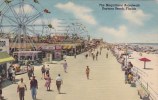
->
[46, 69, 50, 76]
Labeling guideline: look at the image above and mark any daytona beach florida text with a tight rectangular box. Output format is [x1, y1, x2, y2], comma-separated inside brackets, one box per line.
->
[99, 3, 140, 10]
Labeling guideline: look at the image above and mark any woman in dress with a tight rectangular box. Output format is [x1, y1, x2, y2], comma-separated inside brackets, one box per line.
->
[44, 74, 51, 91]
[27, 65, 32, 80]
[63, 60, 68, 73]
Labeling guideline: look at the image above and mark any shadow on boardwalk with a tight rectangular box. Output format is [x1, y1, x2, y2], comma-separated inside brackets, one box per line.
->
[2, 79, 20, 89]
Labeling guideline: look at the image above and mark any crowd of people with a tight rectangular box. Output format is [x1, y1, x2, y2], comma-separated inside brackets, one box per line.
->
[84, 46, 103, 61]
[1, 45, 109, 100]
[7, 65, 16, 83]
[0, 62, 64, 100]
[16, 68, 64, 100]
[111, 47, 140, 87]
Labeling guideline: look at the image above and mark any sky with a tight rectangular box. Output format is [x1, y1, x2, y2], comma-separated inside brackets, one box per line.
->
[0, 0, 158, 43]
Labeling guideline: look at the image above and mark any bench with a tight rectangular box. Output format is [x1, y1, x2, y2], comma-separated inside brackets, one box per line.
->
[137, 86, 150, 100]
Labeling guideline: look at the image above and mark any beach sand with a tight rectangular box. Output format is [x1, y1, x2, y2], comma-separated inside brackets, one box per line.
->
[128, 51, 158, 99]
[116, 46, 158, 99]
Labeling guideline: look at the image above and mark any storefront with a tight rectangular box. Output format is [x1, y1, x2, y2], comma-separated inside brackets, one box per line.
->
[0, 63, 7, 79]
[54, 45, 63, 61]
[41, 45, 63, 61]
[0, 39, 14, 80]
[13, 51, 43, 64]
[0, 52, 14, 79]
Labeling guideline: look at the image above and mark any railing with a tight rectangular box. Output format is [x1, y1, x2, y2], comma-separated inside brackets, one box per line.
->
[114, 51, 158, 100]
[138, 77, 158, 100]
[132, 66, 158, 100]
[133, 66, 148, 77]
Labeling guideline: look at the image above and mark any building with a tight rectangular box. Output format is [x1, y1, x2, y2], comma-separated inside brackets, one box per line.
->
[91, 38, 103, 44]
[0, 39, 14, 79]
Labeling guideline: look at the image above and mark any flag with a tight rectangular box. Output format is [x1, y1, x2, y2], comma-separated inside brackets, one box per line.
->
[33, 0, 39, 3]
[5, 0, 11, 3]
[48, 24, 52, 28]
[44, 9, 51, 13]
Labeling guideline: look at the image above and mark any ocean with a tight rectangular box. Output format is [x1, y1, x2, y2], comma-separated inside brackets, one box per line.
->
[131, 43, 158, 49]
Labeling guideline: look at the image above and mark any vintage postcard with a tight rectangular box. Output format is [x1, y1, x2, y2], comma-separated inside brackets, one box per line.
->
[0, 0, 158, 100]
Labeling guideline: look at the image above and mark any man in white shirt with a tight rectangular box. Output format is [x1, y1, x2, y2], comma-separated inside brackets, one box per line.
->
[56, 74, 63, 94]
[17, 78, 27, 100]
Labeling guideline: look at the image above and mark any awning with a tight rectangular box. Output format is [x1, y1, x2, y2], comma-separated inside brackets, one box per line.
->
[63, 45, 69, 49]
[0, 52, 15, 64]
[67, 45, 72, 49]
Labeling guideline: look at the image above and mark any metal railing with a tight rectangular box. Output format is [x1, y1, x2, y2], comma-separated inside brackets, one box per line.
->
[132, 66, 158, 100]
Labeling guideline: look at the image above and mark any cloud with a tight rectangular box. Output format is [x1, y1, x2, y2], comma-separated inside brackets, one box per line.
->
[51, 18, 63, 29]
[122, 9, 151, 26]
[50, 18, 67, 33]
[32, 19, 46, 25]
[55, 2, 97, 25]
[15, 4, 34, 14]
[30, 18, 61, 27]
[98, 25, 128, 38]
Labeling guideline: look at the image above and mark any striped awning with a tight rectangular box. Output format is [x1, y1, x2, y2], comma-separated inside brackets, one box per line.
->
[0, 52, 15, 64]
[63, 45, 69, 49]
[63, 45, 73, 49]
[67, 45, 72, 49]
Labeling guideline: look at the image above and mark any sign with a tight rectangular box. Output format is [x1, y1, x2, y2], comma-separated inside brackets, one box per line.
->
[49, 46, 55, 50]
[0, 39, 9, 53]
[54, 51, 62, 60]
[41, 46, 55, 50]
[55, 45, 62, 50]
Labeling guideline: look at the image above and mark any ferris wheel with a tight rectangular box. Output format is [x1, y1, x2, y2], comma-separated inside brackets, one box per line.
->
[66, 22, 89, 41]
[0, 0, 53, 51]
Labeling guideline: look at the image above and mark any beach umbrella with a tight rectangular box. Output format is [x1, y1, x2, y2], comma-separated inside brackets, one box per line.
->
[139, 57, 151, 69]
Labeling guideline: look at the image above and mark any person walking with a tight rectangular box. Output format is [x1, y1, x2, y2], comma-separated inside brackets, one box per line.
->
[27, 65, 32, 80]
[45, 67, 50, 76]
[0, 85, 3, 100]
[44, 74, 51, 91]
[92, 54, 95, 61]
[31, 65, 34, 76]
[12, 68, 16, 83]
[30, 76, 38, 100]
[56, 74, 63, 94]
[100, 47, 102, 55]
[41, 65, 46, 79]
[25, 59, 28, 66]
[106, 52, 108, 58]
[96, 52, 98, 60]
[86, 66, 90, 79]
[8, 66, 13, 81]
[17, 78, 27, 100]
[0, 76, 4, 100]
[85, 54, 88, 59]
[63, 60, 68, 73]
[74, 53, 76, 59]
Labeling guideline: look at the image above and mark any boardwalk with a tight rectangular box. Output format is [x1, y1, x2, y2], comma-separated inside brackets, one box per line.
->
[3, 49, 140, 100]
